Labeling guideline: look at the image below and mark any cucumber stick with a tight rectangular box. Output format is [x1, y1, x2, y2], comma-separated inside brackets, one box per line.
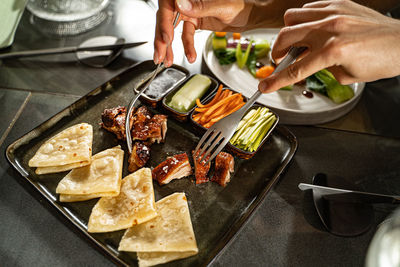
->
[168, 74, 211, 112]
[230, 107, 277, 152]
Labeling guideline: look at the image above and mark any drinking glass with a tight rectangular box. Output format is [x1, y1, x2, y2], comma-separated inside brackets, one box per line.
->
[26, 0, 110, 35]
[365, 208, 400, 267]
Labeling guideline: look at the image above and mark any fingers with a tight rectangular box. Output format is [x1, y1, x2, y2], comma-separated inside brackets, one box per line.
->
[154, 0, 176, 64]
[258, 49, 329, 93]
[326, 66, 354, 85]
[176, 0, 224, 18]
[182, 21, 197, 63]
[284, 7, 337, 26]
[271, 22, 323, 62]
[272, 14, 354, 64]
[164, 42, 174, 67]
[176, 0, 245, 25]
[302, 0, 332, 9]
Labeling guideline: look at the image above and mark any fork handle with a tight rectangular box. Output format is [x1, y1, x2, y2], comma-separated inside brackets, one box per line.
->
[244, 46, 307, 110]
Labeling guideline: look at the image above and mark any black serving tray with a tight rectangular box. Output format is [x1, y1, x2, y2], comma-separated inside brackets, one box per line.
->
[6, 60, 297, 267]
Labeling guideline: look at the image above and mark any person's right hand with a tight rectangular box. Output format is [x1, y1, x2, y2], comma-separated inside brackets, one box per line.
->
[258, 0, 400, 94]
[154, 0, 254, 66]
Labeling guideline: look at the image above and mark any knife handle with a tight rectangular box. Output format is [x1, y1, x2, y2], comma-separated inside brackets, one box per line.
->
[0, 46, 78, 59]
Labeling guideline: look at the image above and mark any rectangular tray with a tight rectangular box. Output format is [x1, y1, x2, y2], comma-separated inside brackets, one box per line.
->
[6, 60, 298, 267]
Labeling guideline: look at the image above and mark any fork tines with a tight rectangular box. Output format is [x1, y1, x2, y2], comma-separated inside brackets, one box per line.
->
[195, 129, 226, 164]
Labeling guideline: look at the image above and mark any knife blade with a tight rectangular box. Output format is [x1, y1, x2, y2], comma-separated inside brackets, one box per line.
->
[298, 183, 400, 204]
[0, 41, 147, 60]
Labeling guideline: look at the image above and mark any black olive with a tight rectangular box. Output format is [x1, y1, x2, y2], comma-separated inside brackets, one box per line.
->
[255, 62, 265, 68]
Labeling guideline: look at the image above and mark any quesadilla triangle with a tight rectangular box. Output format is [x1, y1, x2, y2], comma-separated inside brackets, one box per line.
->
[28, 123, 93, 169]
[118, 192, 198, 267]
[56, 146, 124, 202]
[87, 168, 157, 233]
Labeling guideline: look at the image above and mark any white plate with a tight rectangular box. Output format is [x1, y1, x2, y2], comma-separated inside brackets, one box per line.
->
[202, 29, 365, 125]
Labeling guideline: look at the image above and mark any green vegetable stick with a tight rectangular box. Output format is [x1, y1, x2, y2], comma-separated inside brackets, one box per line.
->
[238, 109, 270, 144]
[251, 116, 276, 151]
[236, 40, 254, 69]
[245, 113, 273, 147]
[231, 107, 262, 143]
[168, 74, 211, 112]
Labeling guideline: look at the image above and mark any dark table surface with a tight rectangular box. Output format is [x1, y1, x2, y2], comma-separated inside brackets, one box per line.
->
[1, 1, 400, 266]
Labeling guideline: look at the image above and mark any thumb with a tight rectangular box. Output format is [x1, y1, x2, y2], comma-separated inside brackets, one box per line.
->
[258, 50, 327, 93]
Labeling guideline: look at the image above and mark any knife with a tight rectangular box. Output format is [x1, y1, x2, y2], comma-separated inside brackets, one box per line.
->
[0, 41, 147, 60]
[298, 183, 400, 204]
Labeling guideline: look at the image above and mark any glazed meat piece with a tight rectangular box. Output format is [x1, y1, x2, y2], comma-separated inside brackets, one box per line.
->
[101, 106, 133, 140]
[131, 107, 168, 144]
[128, 141, 151, 172]
[101, 106, 168, 145]
[192, 150, 210, 184]
[147, 114, 168, 144]
[152, 153, 192, 185]
[211, 152, 234, 187]
[131, 106, 153, 141]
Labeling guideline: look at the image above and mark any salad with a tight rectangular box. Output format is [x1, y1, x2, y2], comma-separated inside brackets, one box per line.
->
[212, 32, 275, 79]
[211, 32, 354, 104]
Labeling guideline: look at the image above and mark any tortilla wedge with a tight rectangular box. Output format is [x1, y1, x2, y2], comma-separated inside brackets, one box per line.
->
[87, 168, 157, 233]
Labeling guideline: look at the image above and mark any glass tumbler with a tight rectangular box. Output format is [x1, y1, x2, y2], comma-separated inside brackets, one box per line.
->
[26, 0, 110, 35]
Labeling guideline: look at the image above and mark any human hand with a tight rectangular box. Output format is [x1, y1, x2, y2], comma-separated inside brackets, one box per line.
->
[258, 0, 400, 93]
[154, 0, 254, 66]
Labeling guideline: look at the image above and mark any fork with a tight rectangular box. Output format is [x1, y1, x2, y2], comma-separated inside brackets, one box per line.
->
[195, 46, 307, 163]
[125, 12, 180, 154]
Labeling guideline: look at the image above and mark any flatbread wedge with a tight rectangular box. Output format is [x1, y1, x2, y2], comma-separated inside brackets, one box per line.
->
[59, 191, 117, 202]
[137, 251, 197, 267]
[35, 160, 90, 175]
[56, 146, 124, 202]
[87, 168, 157, 233]
[29, 123, 93, 170]
[118, 192, 198, 267]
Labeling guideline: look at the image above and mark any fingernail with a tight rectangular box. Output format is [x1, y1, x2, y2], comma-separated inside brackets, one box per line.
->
[162, 33, 170, 45]
[163, 58, 172, 68]
[177, 0, 192, 11]
[187, 55, 195, 63]
[153, 51, 159, 64]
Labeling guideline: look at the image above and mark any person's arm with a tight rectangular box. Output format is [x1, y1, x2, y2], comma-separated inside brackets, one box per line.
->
[154, 0, 400, 65]
[258, 0, 400, 93]
[250, 0, 400, 28]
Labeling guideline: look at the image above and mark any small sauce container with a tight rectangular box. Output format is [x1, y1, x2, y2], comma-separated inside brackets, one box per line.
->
[135, 65, 189, 108]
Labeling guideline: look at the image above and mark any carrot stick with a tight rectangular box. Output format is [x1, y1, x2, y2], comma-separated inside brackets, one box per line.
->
[203, 94, 238, 118]
[203, 121, 214, 128]
[196, 84, 223, 108]
[210, 102, 245, 122]
[208, 95, 242, 118]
